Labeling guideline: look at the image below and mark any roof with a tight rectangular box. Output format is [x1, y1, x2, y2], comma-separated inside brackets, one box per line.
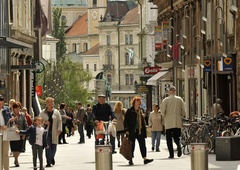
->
[65, 12, 88, 36]
[103, 1, 129, 21]
[120, 7, 139, 25]
[82, 43, 99, 55]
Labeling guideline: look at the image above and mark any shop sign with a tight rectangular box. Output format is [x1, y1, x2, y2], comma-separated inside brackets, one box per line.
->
[144, 67, 161, 75]
[136, 85, 149, 93]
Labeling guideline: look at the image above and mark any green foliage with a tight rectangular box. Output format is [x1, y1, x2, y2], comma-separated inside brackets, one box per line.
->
[36, 59, 92, 109]
[52, 8, 67, 63]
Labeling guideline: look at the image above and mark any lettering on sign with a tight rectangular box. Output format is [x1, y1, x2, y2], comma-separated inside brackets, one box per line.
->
[144, 67, 161, 75]
[137, 85, 149, 93]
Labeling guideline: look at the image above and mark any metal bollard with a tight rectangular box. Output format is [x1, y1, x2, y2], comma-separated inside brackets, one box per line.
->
[191, 143, 208, 170]
[0, 134, 3, 170]
[95, 145, 112, 170]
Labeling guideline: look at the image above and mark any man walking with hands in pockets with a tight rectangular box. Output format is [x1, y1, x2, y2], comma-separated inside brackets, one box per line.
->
[160, 86, 186, 159]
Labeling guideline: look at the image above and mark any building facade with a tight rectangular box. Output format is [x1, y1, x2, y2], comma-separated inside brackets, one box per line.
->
[150, 0, 239, 117]
[0, 0, 37, 112]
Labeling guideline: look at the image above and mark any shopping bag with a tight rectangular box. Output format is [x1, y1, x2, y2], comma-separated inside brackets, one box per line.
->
[146, 126, 152, 137]
[3, 121, 20, 141]
[108, 122, 116, 138]
[96, 121, 105, 135]
[120, 134, 132, 160]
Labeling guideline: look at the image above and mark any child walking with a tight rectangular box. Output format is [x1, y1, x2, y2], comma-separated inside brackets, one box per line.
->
[17, 116, 47, 170]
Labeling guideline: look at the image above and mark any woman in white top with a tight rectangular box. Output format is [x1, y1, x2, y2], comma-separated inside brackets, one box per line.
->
[148, 104, 163, 152]
[113, 101, 125, 148]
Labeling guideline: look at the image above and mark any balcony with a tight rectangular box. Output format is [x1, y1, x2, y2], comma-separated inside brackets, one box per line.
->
[103, 64, 114, 71]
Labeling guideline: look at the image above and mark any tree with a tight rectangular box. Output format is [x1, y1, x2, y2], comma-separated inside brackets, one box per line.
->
[36, 59, 92, 108]
[52, 8, 67, 63]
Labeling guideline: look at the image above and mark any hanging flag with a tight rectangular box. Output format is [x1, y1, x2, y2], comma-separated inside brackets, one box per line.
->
[162, 22, 169, 50]
[172, 40, 180, 60]
[155, 26, 162, 52]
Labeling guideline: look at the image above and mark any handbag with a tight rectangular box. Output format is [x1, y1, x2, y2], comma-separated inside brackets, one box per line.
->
[120, 134, 132, 160]
[3, 121, 20, 141]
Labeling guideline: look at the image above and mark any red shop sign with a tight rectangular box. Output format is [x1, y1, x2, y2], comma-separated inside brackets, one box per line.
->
[144, 67, 161, 75]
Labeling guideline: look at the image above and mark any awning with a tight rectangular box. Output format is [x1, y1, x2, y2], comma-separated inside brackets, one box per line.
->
[146, 71, 169, 86]
[0, 37, 33, 48]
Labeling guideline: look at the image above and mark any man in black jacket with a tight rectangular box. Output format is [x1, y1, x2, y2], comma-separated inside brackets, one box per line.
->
[92, 94, 116, 150]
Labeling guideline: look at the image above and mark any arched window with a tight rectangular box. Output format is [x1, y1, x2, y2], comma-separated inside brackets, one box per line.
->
[125, 52, 134, 65]
[107, 74, 112, 85]
[107, 50, 112, 64]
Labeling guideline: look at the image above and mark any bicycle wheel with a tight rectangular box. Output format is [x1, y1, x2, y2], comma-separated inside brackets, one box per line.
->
[205, 136, 213, 153]
[221, 130, 232, 136]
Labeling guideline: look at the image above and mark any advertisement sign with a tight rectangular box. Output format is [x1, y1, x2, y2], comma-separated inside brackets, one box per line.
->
[204, 59, 211, 72]
[223, 55, 234, 71]
[144, 67, 161, 75]
[155, 26, 162, 51]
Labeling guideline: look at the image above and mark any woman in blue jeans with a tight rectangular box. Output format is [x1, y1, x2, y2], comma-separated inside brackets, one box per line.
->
[148, 104, 163, 152]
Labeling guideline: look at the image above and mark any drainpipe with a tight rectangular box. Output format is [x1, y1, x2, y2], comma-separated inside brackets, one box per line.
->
[137, 0, 143, 61]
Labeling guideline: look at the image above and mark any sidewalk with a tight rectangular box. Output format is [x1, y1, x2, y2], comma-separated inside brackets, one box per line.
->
[12, 133, 240, 170]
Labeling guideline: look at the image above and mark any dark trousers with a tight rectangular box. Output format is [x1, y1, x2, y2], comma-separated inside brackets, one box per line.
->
[78, 123, 85, 143]
[110, 135, 115, 152]
[130, 130, 147, 158]
[59, 123, 67, 143]
[46, 132, 57, 165]
[86, 124, 94, 138]
[166, 128, 181, 157]
[32, 144, 43, 169]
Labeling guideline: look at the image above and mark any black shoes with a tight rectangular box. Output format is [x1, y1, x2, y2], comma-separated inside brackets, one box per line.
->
[168, 156, 174, 159]
[63, 142, 68, 144]
[46, 164, 52, 167]
[144, 159, 154, 165]
[177, 145, 182, 157]
[51, 159, 55, 165]
[152, 147, 154, 151]
[129, 160, 134, 166]
[156, 149, 160, 152]
[112, 151, 117, 154]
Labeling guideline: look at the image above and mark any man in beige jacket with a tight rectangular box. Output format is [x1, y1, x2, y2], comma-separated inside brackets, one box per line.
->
[160, 86, 186, 158]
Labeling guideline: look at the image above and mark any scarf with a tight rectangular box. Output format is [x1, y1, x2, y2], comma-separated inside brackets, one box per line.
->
[136, 109, 142, 135]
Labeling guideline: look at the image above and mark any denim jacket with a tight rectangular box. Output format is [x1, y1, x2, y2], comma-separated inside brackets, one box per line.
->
[1, 106, 12, 125]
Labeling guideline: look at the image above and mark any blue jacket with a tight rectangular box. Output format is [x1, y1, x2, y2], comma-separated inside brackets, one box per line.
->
[20, 125, 48, 148]
[2, 106, 12, 125]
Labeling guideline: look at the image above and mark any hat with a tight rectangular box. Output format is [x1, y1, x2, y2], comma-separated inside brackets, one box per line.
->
[0, 95, 4, 101]
[98, 94, 106, 98]
[169, 86, 176, 91]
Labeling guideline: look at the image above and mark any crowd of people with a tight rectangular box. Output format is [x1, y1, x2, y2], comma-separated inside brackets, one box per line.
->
[0, 85, 189, 169]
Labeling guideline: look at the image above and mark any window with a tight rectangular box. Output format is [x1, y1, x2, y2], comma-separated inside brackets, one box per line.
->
[125, 52, 134, 65]
[93, 0, 97, 6]
[106, 35, 111, 45]
[83, 43, 88, 52]
[129, 34, 133, 44]
[125, 34, 133, 44]
[86, 64, 89, 71]
[72, 43, 76, 52]
[107, 50, 112, 64]
[107, 74, 112, 85]
[61, 15, 66, 22]
[125, 74, 134, 85]
[94, 64, 97, 71]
